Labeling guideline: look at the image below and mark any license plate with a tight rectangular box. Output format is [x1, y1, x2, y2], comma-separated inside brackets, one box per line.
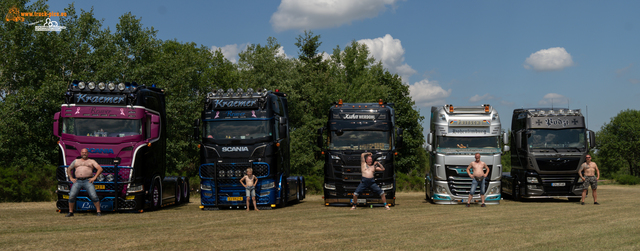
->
[357, 199, 366, 204]
[552, 183, 565, 187]
[227, 197, 243, 201]
[94, 185, 105, 189]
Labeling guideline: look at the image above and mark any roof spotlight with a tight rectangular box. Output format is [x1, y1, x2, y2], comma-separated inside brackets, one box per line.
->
[78, 81, 86, 90]
[98, 82, 106, 90]
[236, 88, 244, 96]
[207, 92, 214, 98]
[117, 83, 126, 91]
[256, 88, 263, 95]
[226, 88, 234, 97]
[217, 88, 224, 94]
[247, 88, 254, 95]
[108, 82, 116, 91]
[88, 82, 96, 90]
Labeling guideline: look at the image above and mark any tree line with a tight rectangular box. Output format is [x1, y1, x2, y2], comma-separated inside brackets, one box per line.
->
[0, 2, 427, 201]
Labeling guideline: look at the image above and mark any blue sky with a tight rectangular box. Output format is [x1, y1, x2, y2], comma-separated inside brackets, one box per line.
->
[45, 0, 640, 135]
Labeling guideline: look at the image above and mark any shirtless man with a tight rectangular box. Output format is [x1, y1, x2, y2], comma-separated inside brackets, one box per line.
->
[466, 153, 490, 207]
[66, 148, 103, 217]
[578, 154, 600, 205]
[351, 152, 389, 210]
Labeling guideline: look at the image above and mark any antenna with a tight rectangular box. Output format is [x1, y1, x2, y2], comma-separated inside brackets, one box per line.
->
[551, 98, 554, 110]
[586, 105, 589, 129]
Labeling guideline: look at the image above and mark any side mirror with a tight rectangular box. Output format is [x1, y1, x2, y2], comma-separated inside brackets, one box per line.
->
[427, 133, 433, 144]
[503, 145, 510, 152]
[503, 132, 509, 144]
[397, 135, 404, 149]
[397, 127, 404, 136]
[316, 127, 324, 149]
[278, 117, 287, 138]
[193, 119, 200, 140]
[194, 118, 200, 127]
[426, 144, 432, 152]
[515, 131, 522, 149]
[150, 114, 160, 139]
[53, 112, 60, 137]
[588, 130, 596, 148]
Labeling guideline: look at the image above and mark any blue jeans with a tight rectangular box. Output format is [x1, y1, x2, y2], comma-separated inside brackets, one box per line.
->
[354, 177, 384, 196]
[470, 177, 486, 196]
[69, 179, 99, 203]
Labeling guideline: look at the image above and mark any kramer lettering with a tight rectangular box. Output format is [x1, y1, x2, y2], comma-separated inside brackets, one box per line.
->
[214, 99, 258, 108]
[76, 94, 125, 104]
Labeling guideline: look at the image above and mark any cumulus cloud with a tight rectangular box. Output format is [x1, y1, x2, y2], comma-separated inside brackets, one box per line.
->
[469, 93, 495, 103]
[210, 43, 249, 63]
[271, 0, 398, 32]
[523, 47, 574, 72]
[357, 34, 416, 83]
[408, 79, 451, 107]
[538, 93, 569, 106]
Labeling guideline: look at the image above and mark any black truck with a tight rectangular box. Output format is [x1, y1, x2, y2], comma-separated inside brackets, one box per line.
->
[195, 88, 305, 210]
[317, 99, 401, 207]
[502, 108, 595, 201]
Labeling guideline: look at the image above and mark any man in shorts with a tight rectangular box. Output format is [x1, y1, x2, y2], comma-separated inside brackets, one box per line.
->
[351, 152, 389, 210]
[466, 153, 490, 207]
[66, 148, 103, 217]
[579, 154, 600, 205]
[240, 168, 259, 211]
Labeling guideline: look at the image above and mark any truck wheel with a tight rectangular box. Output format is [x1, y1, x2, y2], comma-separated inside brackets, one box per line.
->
[175, 180, 183, 204]
[514, 181, 521, 201]
[150, 179, 162, 210]
[182, 178, 190, 203]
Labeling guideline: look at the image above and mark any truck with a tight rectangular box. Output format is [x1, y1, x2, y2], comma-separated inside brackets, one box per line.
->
[195, 88, 305, 210]
[502, 108, 595, 201]
[54, 80, 189, 213]
[317, 99, 401, 207]
[424, 104, 508, 205]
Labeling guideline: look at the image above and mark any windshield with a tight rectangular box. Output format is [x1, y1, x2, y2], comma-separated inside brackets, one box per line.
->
[205, 120, 272, 140]
[329, 131, 391, 150]
[437, 136, 499, 149]
[62, 118, 142, 137]
[528, 129, 586, 149]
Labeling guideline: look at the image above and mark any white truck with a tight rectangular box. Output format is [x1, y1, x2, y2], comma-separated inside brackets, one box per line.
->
[424, 104, 508, 205]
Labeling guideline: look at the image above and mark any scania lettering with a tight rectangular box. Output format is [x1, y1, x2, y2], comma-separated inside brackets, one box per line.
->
[424, 104, 508, 205]
[318, 99, 401, 207]
[54, 80, 190, 213]
[195, 88, 305, 210]
[502, 108, 595, 201]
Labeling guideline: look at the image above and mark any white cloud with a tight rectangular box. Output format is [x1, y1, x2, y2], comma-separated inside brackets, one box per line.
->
[523, 47, 574, 72]
[538, 93, 568, 105]
[616, 63, 633, 76]
[469, 93, 495, 103]
[357, 34, 416, 83]
[409, 79, 451, 107]
[318, 52, 332, 62]
[210, 43, 249, 63]
[271, 0, 398, 32]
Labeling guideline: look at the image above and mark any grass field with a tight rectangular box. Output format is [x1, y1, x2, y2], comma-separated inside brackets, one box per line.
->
[1, 185, 639, 250]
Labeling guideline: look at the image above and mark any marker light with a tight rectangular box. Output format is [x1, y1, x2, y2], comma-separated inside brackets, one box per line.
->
[338, 99, 343, 105]
[379, 99, 383, 105]
[118, 83, 126, 91]
[98, 82, 106, 90]
[484, 105, 490, 113]
[108, 82, 116, 91]
[276, 143, 281, 147]
[78, 81, 86, 90]
[275, 89, 279, 92]
[449, 105, 454, 113]
[88, 82, 96, 90]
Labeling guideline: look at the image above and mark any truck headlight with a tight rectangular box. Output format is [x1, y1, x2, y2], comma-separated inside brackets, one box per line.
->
[376, 155, 387, 161]
[381, 184, 393, 190]
[435, 185, 447, 194]
[324, 183, 336, 190]
[261, 181, 275, 190]
[200, 184, 212, 191]
[58, 184, 69, 191]
[127, 184, 144, 193]
[488, 187, 499, 195]
[527, 177, 539, 184]
[331, 155, 340, 160]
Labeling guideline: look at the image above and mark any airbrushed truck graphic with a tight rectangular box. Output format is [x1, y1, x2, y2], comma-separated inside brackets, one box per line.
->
[318, 99, 402, 207]
[502, 108, 595, 201]
[195, 88, 305, 210]
[54, 81, 189, 212]
[425, 104, 508, 204]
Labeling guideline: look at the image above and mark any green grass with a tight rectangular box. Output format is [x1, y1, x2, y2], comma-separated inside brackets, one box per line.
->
[1, 185, 639, 250]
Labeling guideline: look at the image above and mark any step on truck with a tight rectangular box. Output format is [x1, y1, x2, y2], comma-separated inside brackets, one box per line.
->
[195, 88, 304, 210]
[317, 99, 402, 207]
[502, 108, 595, 201]
[424, 104, 508, 205]
[54, 80, 189, 213]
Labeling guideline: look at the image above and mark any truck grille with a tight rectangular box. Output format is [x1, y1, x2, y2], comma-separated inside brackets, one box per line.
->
[539, 174, 577, 195]
[445, 165, 492, 196]
[536, 158, 580, 171]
